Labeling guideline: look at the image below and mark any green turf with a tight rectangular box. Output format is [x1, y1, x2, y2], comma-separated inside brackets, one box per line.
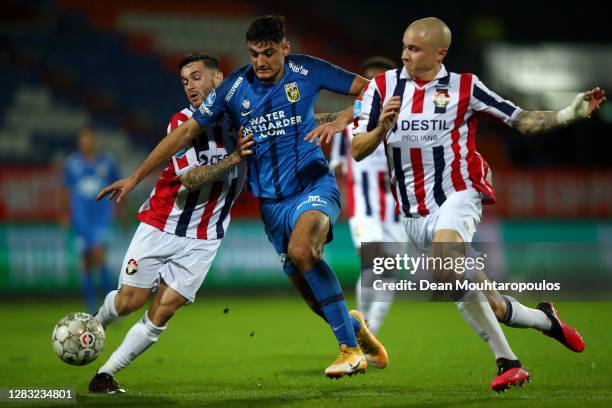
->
[0, 297, 611, 407]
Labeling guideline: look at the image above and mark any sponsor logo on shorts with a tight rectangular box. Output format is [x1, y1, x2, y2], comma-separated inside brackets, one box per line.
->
[279, 252, 291, 267]
[125, 258, 138, 275]
[296, 195, 328, 210]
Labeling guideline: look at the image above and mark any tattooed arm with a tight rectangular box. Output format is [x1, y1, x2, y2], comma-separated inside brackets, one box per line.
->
[512, 111, 563, 136]
[512, 88, 606, 135]
[179, 133, 255, 191]
[314, 111, 342, 125]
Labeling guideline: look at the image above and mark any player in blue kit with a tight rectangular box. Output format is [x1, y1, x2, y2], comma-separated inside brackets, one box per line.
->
[62, 127, 121, 313]
[98, 15, 388, 378]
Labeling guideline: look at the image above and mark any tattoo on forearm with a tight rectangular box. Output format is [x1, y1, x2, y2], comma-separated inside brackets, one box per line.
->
[514, 111, 561, 135]
[314, 111, 342, 125]
[179, 156, 236, 191]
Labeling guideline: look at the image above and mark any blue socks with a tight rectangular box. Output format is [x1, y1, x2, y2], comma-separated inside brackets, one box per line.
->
[99, 265, 114, 294]
[303, 260, 358, 347]
[82, 272, 97, 314]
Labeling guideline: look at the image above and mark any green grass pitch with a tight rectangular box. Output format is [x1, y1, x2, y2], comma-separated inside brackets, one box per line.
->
[1, 297, 611, 407]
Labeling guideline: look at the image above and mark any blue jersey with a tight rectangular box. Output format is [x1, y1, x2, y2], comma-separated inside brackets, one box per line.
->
[63, 152, 120, 230]
[192, 54, 356, 199]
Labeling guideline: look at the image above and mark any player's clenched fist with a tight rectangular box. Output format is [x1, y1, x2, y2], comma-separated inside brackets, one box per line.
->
[379, 96, 402, 133]
[230, 127, 256, 164]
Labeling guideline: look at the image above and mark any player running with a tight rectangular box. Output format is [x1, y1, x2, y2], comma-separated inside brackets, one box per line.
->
[329, 56, 407, 336]
[89, 53, 253, 393]
[351, 17, 605, 391]
[97, 16, 388, 378]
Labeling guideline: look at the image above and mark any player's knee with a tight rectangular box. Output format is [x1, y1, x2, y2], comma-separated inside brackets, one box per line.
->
[288, 242, 320, 272]
[489, 298, 507, 321]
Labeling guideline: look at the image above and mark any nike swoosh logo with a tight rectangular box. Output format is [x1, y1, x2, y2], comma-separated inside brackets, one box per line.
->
[349, 358, 364, 370]
[332, 323, 345, 331]
[241, 109, 256, 117]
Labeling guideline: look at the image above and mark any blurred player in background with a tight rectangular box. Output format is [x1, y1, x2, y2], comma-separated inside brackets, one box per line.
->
[89, 53, 252, 393]
[352, 17, 606, 391]
[61, 127, 120, 314]
[98, 15, 389, 379]
[329, 56, 405, 336]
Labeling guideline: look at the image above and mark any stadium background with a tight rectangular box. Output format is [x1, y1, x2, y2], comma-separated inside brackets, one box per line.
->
[0, 1, 611, 406]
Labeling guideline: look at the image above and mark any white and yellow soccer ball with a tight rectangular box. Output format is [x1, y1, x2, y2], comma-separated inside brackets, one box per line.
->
[52, 312, 105, 365]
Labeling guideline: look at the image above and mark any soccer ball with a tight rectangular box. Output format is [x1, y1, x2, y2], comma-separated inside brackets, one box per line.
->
[52, 312, 105, 365]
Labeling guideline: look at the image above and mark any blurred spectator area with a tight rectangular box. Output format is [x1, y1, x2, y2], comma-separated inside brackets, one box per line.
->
[1, 0, 611, 222]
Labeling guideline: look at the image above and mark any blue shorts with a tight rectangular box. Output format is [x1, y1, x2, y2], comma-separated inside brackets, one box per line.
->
[74, 223, 111, 254]
[259, 172, 341, 274]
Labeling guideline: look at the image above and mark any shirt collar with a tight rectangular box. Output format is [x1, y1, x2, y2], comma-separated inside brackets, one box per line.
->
[400, 64, 448, 83]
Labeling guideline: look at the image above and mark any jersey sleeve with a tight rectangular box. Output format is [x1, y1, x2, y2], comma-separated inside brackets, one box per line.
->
[307, 56, 356, 94]
[352, 80, 380, 135]
[329, 127, 349, 174]
[166, 113, 201, 177]
[167, 111, 190, 134]
[470, 75, 523, 125]
[192, 87, 229, 127]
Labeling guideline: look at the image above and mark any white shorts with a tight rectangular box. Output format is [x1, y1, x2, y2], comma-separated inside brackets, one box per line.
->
[403, 188, 482, 249]
[118, 223, 221, 303]
[348, 216, 408, 249]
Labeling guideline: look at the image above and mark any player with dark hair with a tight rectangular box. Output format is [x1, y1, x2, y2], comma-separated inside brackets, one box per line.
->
[88, 52, 254, 393]
[352, 17, 605, 391]
[98, 15, 388, 378]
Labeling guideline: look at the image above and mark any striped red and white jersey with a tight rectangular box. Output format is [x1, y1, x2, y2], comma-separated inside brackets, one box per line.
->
[137, 107, 246, 239]
[353, 65, 522, 218]
[330, 126, 400, 222]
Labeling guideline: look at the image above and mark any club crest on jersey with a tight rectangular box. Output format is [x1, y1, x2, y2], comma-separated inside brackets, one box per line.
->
[433, 90, 451, 109]
[284, 82, 300, 103]
[125, 258, 138, 275]
[242, 99, 251, 109]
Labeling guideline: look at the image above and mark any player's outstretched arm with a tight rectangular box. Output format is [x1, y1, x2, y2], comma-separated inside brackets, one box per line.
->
[96, 118, 202, 203]
[305, 75, 369, 145]
[513, 87, 606, 135]
[352, 96, 401, 161]
[306, 104, 354, 145]
[180, 131, 255, 191]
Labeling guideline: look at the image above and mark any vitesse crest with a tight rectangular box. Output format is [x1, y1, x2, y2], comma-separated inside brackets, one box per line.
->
[432, 90, 451, 109]
[284, 82, 300, 103]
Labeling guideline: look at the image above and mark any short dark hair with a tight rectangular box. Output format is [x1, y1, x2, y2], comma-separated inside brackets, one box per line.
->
[178, 52, 220, 72]
[246, 15, 286, 45]
[361, 56, 396, 72]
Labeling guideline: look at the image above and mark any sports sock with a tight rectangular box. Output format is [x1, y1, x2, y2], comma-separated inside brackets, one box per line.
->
[355, 275, 363, 315]
[304, 260, 358, 347]
[98, 311, 166, 375]
[95, 290, 119, 327]
[501, 295, 552, 331]
[456, 289, 518, 361]
[365, 298, 392, 335]
[82, 271, 97, 314]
